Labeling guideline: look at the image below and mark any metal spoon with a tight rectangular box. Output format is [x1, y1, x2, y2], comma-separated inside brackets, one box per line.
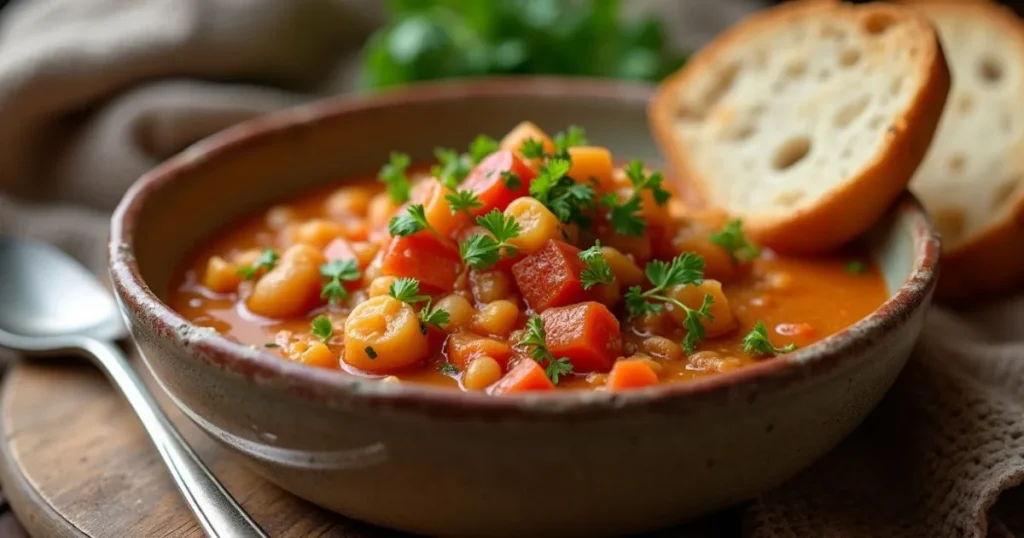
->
[0, 237, 267, 538]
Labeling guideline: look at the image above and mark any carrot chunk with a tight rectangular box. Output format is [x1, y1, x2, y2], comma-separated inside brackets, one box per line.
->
[461, 150, 536, 214]
[500, 121, 555, 159]
[567, 146, 615, 193]
[446, 331, 514, 370]
[416, 179, 469, 239]
[540, 302, 622, 373]
[490, 359, 554, 394]
[379, 234, 462, 292]
[511, 239, 587, 312]
[606, 358, 659, 391]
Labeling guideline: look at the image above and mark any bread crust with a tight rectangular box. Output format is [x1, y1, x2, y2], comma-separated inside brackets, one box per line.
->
[650, 0, 951, 254]
[901, 0, 1024, 301]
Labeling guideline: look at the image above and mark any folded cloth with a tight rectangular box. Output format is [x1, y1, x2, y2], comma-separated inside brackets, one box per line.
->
[0, 1, 1021, 537]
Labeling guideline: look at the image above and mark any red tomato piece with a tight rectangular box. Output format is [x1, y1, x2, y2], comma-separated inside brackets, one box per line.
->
[379, 234, 462, 292]
[461, 150, 536, 214]
[540, 302, 622, 373]
[490, 359, 554, 395]
[511, 239, 587, 312]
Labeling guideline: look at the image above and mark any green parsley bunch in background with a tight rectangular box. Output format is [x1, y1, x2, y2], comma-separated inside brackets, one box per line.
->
[360, 0, 688, 89]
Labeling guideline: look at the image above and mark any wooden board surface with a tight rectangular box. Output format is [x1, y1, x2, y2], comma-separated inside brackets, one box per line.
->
[0, 356, 739, 537]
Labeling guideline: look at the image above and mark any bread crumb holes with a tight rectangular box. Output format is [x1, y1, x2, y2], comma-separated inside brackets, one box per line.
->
[772, 137, 811, 171]
[839, 48, 861, 68]
[834, 96, 870, 128]
[948, 154, 966, 173]
[979, 56, 1004, 84]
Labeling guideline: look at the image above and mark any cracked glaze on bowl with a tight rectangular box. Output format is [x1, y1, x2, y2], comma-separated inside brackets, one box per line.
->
[109, 78, 939, 538]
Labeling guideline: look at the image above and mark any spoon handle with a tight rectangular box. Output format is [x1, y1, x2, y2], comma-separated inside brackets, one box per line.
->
[80, 338, 268, 538]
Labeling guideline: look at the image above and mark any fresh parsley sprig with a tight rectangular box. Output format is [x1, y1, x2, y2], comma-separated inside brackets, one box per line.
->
[578, 242, 613, 290]
[710, 219, 761, 264]
[552, 125, 589, 157]
[623, 253, 714, 353]
[741, 321, 797, 357]
[388, 277, 450, 332]
[236, 248, 279, 280]
[459, 209, 522, 270]
[311, 315, 334, 343]
[520, 138, 548, 160]
[319, 259, 360, 304]
[469, 134, 500, 164]
[602, 160, 670, 237]
[521, 316, 574, 384]
[378, 151, 412, 203]
[432, 147, 472, 189]
[501, 170, 522, 191]
[845, 260, 867, 275]
[445, 189, 483, 216]
[529, 158, 595, 227]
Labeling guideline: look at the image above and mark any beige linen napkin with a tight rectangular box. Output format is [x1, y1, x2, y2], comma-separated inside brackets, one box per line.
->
[0, 1, 1021, 536]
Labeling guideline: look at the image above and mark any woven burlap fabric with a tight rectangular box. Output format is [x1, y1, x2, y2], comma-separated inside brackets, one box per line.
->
[0, 1, 1021, 536]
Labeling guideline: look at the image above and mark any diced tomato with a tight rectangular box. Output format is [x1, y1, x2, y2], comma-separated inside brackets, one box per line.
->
[490, 359, 554, 395]
[606, 358, 659, 391]
[461, 150, 536, 214]
[379, 234, 462, 292]
[446, 332, 514, 370]
[540, 302, 622, 373]
[511, 239, 586, 312]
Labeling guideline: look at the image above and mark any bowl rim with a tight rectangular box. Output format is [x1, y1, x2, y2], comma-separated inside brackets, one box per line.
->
[109, 76, 940, 417]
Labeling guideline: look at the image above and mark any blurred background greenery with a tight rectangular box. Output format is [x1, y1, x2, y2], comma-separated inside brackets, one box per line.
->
[359, 0, 689, 89]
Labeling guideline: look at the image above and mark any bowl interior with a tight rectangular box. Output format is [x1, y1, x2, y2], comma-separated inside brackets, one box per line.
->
[131, 80, 661, 297]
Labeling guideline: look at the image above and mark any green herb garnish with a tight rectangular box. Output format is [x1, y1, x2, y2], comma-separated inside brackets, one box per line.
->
[623, 253, 713, 354]
[710, 219, 761, 264]
[445, 189, 483, 216]
[388, 204, 432, 237]
[845, 261, 867, 275]
[529, 157, 594, 227]
[521, 316, 574, 384]
[602, 160, 670, 237]
[365, 346, 378, 359]
[578, 242, 613, 290]
[378, 151, 412, 203]
[741, 321, 797, 357]
[432, 147, 472, 189]
[552, 125, 589, 157]
[438, 362, 459, 375]
[520, 138, 548, 159]
[501, 170, 521, 191]
[236, 249, 279, 280]
[319, 259, 361, 304]
[388, 277, 450, 333]
[459, 209, 522, 270]
[264, 342, 278, 348]
[469, 135, 500, 163]
[311, 315, 334, 343]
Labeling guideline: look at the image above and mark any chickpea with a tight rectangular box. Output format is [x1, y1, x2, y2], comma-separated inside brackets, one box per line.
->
[472, 300, 519, 337]
[504, 197, 561, 254]
[326, 187, 373, 218]
[343, 295, 429, 373]
[286, 340, 337, 369]
[294, 219, 347, 249]
[368, 192, 398, 229]
[265, 205, 298, 231]
[204, 256, 242, 293]
[470, 269, 512, 304]
[639, 336, 683, 362]
[600, 247, 644, 287]
[665, 280, 736, 338]
[463, 356, 502, 391]
[247, 245, 326, 318]
[626, 355, 664, 373]
[351, 241, 380, 268]
[231, 249, 263, 268]
[368, 276, 397, 297]
[380, 375, 401, 385]
[434, 294, 474, 331]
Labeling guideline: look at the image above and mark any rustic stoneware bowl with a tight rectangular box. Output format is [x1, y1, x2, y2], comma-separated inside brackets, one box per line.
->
[109, 78, 939, 537]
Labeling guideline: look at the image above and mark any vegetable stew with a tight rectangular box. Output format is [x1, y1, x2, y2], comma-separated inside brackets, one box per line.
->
[169, 122, 887, 394]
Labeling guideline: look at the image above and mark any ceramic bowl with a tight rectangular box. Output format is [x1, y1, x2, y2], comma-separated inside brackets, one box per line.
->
[109, 78, 939, 537]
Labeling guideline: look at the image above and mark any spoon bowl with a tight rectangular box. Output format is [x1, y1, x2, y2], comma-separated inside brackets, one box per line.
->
[0, 236, 267, 537]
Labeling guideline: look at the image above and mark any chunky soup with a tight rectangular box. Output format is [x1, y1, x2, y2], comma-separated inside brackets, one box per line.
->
[169, 122, 888, 394]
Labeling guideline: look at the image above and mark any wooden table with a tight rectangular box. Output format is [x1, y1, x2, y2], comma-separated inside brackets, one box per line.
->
[0, 357, 740, 537]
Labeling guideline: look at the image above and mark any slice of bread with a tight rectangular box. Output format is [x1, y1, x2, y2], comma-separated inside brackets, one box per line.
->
[650, 0, 950, 253]
[901, 0, 1024, 301]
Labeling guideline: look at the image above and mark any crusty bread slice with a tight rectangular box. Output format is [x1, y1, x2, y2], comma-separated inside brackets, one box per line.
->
[650, 0, 950, 253]
[900, 0, 1024, 301]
